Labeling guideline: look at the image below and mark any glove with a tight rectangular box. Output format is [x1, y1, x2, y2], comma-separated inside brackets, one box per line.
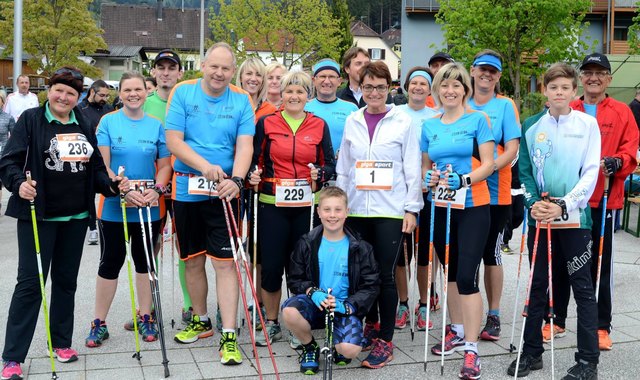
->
[603, 156, 622, 175]
[310, 290, 329, 309]
[424, 170, 438, 188]
[334, 300, 355, 315]
[447, 172, 463, 190]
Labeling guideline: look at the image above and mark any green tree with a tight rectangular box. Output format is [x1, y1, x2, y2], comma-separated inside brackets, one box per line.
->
[629, 2, 640, 54]
[435, 0, 593, 108]
[210, 0, 341, 69]
[329, 0, 354, 61]
[0, 0, 107, 77]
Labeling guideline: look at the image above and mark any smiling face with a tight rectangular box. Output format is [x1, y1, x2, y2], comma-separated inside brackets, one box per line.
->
[361, 75, 389, 113]
[313, 69, 341, 100]
[267, 67, 285, 97]
[119, 77, 147, 112]
[579, 63, 611, 99]
[544, 77, 576, 114]
[153, 60, 182, 92]
[317, 195, 348, 235]
[407, 76, 431, 105]
[282, 84, 308, 116]
[471, 64, 501, 93]
[437, 78, 466, 109]
[240, 67, 264, 97]
[201, 47, 236, 97]
[48, 83, 79, 119]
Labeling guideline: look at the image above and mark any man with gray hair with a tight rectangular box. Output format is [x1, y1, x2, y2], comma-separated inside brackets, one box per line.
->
[4, 75, 39, 121]
[165, 42, 254, 366]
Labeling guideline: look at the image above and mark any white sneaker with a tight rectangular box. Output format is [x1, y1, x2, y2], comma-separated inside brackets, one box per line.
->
[88, 230, 99, 245]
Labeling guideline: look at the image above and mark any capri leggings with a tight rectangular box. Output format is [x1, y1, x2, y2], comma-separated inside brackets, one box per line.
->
[282, 294, 363, 346]
[432, 205, 490, 295]
[482, 205, 510, 266]
[97, 219, 161, 279]
[258, 202, 313, 292]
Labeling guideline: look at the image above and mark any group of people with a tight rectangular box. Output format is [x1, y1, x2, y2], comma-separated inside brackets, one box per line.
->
[0, 40, 638, 380]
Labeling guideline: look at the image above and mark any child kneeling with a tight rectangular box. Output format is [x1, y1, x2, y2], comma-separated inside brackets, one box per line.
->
[282, 186, 380, 375]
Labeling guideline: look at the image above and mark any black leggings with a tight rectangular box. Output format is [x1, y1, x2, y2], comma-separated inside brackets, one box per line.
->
[432, 205, 489, 295]
[346, 216, 403, 342]
[97, 219, 161, 279]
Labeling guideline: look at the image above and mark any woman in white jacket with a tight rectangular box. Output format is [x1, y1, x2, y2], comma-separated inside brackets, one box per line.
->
[336, 61, 423, 369]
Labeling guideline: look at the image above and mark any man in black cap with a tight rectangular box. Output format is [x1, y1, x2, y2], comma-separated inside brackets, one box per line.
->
[425, 52, 454, 108]
[541, 53, 639, 362]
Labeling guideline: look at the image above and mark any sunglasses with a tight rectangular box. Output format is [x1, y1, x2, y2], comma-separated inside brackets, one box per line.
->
[53, 68, 83, 81]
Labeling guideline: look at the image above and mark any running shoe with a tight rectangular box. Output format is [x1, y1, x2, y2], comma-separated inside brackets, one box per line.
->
[541, 323, 566, 343]
[561, 359, 597, 380]
[247, 304, 266, 331]
[430, 292, 440, 311]
[361, 338, 393, 369]
[289, 331, 303, 350]
[181, 307, 193, 326]
[53, 347, 78, 363]
[333, 348, 352, 366]
[458, 350, 481, 379]
[431, 330, 465, 355]
[219, 331, 242, 365]
[598, 329, 612, 351]
[500, 243, 513, 254]
[255, 321, 282, 346]
[174, 315, 213, 344]
[480, 314, 501, 341]
[415, 304, 433, 331]
[85, 319, 109, 347]
[361, 321, 380, 351]
[395, 303, 410, 329]
[140, 314, 159, 342]
[299, 341, 320, 375]
[507, 353, 543, 377]
[1, 361, 22, 380]
[87, 230, 99, 245]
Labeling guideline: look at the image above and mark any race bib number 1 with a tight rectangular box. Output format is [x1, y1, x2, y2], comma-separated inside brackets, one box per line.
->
[187, 176, 219, 196]
[355, 160, 393, 190]
[275, 179, 312, 207]
[56, 133, 93, 162]
[434, 185, 467, 209]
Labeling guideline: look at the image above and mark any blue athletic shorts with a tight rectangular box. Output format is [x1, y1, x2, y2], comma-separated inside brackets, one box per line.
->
[281, 294, 363, 346]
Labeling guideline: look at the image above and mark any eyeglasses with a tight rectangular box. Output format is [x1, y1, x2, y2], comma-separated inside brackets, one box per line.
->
[317, 75, 340, 81]
[580, 70, 609, 78]
[53, 68, 83, 80]
[362, 84, 389, 93]
[95, 92, 110, 98]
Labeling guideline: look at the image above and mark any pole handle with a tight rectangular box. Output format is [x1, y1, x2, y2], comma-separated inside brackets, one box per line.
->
[26, 170, 32, 186]
[604, 175, 610, 194]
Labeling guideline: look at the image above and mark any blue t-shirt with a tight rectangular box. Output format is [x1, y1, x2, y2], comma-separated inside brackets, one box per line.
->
[468, 95, 521, 205]
[305, 98, 358, 156]
[318, 236, 350, 302]
[421, 110, 495, 208]
[397, 104, 439, 142]
[165, 80, 255, 202]
[583, 103, 597, 118]
[96, 110, 170, 222]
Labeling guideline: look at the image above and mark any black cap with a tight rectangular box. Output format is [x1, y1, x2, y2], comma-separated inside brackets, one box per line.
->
[154, 49, 182, 69]
[428, 52, 454, 66]
[579, 53, 611, 72]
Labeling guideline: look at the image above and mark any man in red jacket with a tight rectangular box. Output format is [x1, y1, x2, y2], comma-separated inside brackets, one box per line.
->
[542, 53, 639, 352]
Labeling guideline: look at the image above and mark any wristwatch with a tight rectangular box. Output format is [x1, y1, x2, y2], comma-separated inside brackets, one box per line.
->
[462, 174, 472, 188]
[552, 199, 568, 217]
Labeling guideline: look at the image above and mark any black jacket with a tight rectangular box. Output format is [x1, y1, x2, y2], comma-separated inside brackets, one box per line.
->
[77, 99, 114, 131]
[288, 225, 380, 318]
[0, 104, 117, 222]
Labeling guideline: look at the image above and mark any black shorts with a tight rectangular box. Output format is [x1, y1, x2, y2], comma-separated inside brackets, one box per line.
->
[482, 205, 509, 266]
[173, 199, 238, 261]
[416, 194, 434, 267]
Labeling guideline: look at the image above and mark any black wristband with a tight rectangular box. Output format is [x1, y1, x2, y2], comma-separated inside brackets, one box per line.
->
[307, 287, 321, 298]
[109, 179, 121, 194]
[231, 176, 244, 191]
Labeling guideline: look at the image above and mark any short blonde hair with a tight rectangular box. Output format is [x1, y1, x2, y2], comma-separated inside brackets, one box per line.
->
[265, 62, 287, 79]
[236, 57, 268, 101]
[318, 186, 348, 208]
[0, 89, 6, 107]
[280, 71, 312, 95]
[431, 62, 473, 107]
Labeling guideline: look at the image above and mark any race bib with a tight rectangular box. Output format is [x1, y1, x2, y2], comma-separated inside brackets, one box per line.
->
[434, 184, 467, 210]
[187, 176, 219, 196]
[56, 133, 93, 162]
[355, 160, 393, 190]
[126, 179, 159, 207]
[275, 179, 312, 207]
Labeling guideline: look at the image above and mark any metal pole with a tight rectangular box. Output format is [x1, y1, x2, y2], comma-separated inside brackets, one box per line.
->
[13, 0, 23, 92]
[199, 0, 205, 62]
[606, 0, 611, 54]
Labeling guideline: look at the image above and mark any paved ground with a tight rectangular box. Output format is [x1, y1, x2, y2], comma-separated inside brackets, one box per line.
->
[1, 189, 639, 379]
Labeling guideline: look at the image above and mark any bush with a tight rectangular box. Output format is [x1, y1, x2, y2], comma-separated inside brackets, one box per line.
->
[520, 92, 546, 121]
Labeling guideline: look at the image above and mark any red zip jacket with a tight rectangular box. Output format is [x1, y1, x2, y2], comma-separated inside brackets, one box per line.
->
[252, 110, 335, 196]
[571, 95, 640, 209]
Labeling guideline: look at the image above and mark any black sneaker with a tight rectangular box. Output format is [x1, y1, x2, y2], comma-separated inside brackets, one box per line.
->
[480, 314, 501, 341]
[299, 342, 320, 375]
[561, 360, 597, 380]
[507, 354, 543, 377]
[333, 347, 352, 366]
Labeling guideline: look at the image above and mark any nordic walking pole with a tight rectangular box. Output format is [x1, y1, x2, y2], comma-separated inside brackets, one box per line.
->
[514, 199, 545, 379]
[509, 209, 528, 354]
[410, 230, 417, 335]
[595, 176, 610, 303]
[169, 212, 176, 329]
[440, 164, 453, 376]
[545, 194, 555, 380]
[252, 173, 259, 336]
[308, 163, 316, 231]
[424, 163, 436, 372]
[137, 186, 170, 377]
[25, 172, 58, 380]
[224, 199, 280, 377]
[402, 237, 415, 341]
[117, 167, 142, 361]
[322, 288, 334, 380]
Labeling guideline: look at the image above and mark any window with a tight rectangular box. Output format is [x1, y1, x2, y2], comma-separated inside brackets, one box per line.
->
[110, 59, 125, 66]
[185, 60, 195, 71]
[368, 48, 386, 60]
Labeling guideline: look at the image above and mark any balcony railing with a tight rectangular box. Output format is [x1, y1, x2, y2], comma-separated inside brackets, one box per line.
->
[405, 0, 441, 13]
[611, 40, 631, 54]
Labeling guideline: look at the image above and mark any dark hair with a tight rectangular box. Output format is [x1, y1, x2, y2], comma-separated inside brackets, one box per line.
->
[403, 66, 432, 92]
[471, 49, 502, 94]
[145, 77, 157, 87]
[358, 61, 392, 87]
[88, 79, 109, 97]
[341, 47, 370, 75]
[543, 63, 578, 88]
[49, 66, 84, 96]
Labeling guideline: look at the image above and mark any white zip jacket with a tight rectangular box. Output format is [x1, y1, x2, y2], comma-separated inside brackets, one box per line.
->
[336, 105, 424, 219]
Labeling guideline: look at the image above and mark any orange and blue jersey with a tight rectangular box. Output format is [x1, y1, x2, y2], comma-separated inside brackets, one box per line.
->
[469, 95, 520, 205]
[165, 80, 255, 202]
[420, 110, 494, 208]
[96, 109, 170, 222]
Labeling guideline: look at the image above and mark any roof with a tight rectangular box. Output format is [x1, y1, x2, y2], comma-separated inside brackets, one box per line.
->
[381, 28, 401, 47]
[0, 46, 32, 61]
[92, 45, 147, 60]
[350, 20, 379, 37]
[100, 4, 209, 51]
[243, 32, 302, 54]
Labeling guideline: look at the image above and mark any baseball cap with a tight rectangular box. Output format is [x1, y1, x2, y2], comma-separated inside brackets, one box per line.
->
[312, 58, 341, 77]
[472, 54, 502, 72]
[154, 49, 182, 69]
[428, 52, 454, 66]
[579, 53, 611, 71]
